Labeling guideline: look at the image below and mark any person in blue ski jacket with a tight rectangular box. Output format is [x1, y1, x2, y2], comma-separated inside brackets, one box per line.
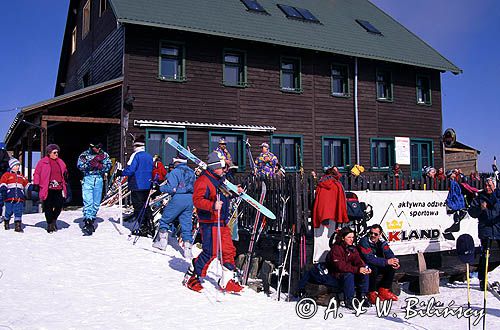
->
[77, 142, 112, 234]
[153, 153, 195, 258]
[119, 135, 153, 236]
[358, 224, 400, 304]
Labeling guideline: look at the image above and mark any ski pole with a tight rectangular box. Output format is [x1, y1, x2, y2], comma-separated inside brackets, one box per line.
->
[467, 262, 471, 330]
[483, 239, 490, 330]
[287, 225, 295, 302]
[216, 193, 223, 272]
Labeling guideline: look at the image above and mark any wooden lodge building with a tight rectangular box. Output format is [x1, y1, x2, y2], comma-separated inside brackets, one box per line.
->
[5, 0, 461, 203]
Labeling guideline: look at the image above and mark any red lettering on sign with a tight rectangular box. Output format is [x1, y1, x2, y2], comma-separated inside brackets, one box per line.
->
[388, 231, 400, 242]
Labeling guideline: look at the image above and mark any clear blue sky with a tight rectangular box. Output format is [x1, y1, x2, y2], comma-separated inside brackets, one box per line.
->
[0, 1, 498, 171]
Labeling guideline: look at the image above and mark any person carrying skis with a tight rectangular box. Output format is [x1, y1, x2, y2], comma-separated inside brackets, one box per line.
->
[255, 142, 278, 177]
[468, 177, 500, 290]
[153, 153, 195, 258]
[118, 135, 154, 236]
[358, 224, 400, 304]
[77, 142, 112, 235]
[0, 158, 30, 232]
[184, 151, 244, 293]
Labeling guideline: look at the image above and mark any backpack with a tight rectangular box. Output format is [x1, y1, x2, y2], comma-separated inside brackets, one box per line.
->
[345, 192, 365, 220]
[345, 191, 373, 222]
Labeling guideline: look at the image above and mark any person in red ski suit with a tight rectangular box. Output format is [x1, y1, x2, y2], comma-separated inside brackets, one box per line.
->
[184, 151, 243, 293]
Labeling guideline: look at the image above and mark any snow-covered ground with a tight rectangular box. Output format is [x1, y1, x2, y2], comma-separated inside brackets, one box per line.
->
[0, 207, 499, 330]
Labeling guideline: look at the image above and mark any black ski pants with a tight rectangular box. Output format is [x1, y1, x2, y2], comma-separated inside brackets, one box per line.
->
[43, 190, 64, 224]
[368, 264, 395, 292]
[131, 190, 152, 226]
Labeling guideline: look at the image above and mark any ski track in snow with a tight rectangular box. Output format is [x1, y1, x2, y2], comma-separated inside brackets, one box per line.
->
[0, 207, 498, 330]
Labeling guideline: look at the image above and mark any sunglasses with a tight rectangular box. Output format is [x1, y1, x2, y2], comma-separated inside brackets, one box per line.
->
[51, 151, 59, 154]
[369, 232, 380, 236]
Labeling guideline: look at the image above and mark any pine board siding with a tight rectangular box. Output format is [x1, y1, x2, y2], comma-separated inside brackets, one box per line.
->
[124, 25, 443, 172]
[61, 0, 123, 94]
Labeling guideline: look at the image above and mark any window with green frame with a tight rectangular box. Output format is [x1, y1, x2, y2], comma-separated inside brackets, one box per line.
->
[159, 42, 185, 81]
[280, 57, 301, 92]
[376, 70, 393, 101]
[331, 64, 349, 96]
[223, 50, 246, 87]
[147, 130, 185, 165]
[209, 133, 245, 171]
[322, 137, 350, 170]
[271, 135, 302, 171]
[416, 75, 431, 105]
[371, 139, 395, 169]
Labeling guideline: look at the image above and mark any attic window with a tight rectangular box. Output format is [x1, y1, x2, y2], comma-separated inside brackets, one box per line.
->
[356, 19, 382, 35]
[277, 4, 320, 23]
[241, 0, 267, 13]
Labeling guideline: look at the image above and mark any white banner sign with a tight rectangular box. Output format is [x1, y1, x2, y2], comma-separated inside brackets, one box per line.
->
[395, 137, 411, 165]
[313, 190, 480, 261]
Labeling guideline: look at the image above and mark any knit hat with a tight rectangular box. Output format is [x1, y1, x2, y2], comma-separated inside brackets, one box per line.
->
[218, 138, 227, 144]
[46, 144, 60, 154]
[260, 142, 269, 148]
[8, 158, 20, 170]
[207, 151, 225, 170]
[456, 234, 475, 264]
[172, 152, 188, 164]
[133, 135, 145, 147]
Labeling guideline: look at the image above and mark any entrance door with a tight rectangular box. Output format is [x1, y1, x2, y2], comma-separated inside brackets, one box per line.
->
[410, 140, 432, 178]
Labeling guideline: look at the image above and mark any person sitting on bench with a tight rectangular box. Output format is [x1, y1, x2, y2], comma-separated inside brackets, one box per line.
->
[328, 227, 371, 309]
[358, 224, 400, 304]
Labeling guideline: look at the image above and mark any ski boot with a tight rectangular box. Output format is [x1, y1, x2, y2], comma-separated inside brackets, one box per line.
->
[82, 218, 95, 236]
[219, 266, 243, 293]
[3, 217, 9, 230]
[378, 287, 398, 301]
[183, 266, 203, 292]
[367, 291, 378, 305]
[14, 221, 23, 233]
[152, 230, 168, 251]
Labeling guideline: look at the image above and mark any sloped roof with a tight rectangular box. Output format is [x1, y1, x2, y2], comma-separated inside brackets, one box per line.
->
[109, 0, 461, 73]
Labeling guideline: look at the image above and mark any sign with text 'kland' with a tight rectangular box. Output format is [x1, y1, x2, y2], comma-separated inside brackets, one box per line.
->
[356, 190, 479, 255]
[313, 190, 479, 260]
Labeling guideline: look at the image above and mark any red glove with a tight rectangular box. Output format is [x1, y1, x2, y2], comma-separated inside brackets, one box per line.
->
[90, 156, 104, 170]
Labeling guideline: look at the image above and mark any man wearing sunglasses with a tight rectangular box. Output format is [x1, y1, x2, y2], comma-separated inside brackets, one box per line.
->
[358, 224, 400, 304]
[77, 142, 111, 235]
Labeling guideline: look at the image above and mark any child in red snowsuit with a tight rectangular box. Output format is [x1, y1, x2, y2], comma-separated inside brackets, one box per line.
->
[0, 158, 30, 232]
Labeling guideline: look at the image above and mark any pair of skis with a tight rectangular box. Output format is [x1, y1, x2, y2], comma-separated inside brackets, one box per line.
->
[241, 181, 267, 285]
[166, 137, 276, 220]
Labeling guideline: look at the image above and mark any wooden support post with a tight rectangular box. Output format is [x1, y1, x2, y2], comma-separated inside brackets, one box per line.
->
[27, 132, 33, 181]
[418, 269, 440, 295]
[41, 119, 47, 156]
[417, 251, 439, 295]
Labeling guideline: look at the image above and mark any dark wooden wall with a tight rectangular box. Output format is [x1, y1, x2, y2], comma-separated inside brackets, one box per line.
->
[123, 25, 443, 172]
[59, 0, 123, 94]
